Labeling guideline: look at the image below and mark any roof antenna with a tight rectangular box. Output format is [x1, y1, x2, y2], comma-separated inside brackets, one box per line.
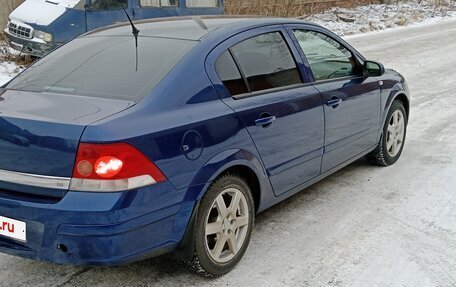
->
[121, 4, 140, 71]
[192, 16, 208, 31]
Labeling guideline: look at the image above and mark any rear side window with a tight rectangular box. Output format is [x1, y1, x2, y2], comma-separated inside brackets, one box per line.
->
[87, 0, 128, 10]
[186, 0, 219, 7]
[215, 51, 248, 96]
[230, 32, 302, 93]
[140, 0, 178, 7]
[6, 37, 196, 101]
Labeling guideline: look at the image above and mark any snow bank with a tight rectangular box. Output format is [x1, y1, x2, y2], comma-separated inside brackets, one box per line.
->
[0, 42, 23, 86]
[307, 0, 456, 36]
[0, 61, 22, 86]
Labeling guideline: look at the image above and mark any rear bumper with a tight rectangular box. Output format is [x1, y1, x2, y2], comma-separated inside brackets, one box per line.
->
[3, 29, 59, 57]
[0, 182, 195, 265]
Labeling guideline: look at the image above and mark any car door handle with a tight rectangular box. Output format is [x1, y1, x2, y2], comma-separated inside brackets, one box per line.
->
[326, 98, 342, 108]
[255, 115, 276, 128]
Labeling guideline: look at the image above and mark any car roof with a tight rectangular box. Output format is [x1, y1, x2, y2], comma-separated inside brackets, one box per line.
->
[84, 16, 320, 41]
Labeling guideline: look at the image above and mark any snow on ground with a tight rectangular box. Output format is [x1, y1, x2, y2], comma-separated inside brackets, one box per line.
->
[0, 61, 21, 86]
[0, 42, 23, 86]
[308, 0, 456, 36]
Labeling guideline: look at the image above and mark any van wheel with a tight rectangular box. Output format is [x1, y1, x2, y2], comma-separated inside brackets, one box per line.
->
[367, 100, 407, 166]
[186, 173, 255, 277]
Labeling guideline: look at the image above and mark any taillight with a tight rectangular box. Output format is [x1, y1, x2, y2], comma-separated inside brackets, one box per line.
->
[70, 143, 166, 192]
[94, 156, 123, 178]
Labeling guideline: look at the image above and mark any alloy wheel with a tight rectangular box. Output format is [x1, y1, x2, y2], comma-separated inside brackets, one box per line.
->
[205, 187, 250, 263]
[386, 110, 405, 157]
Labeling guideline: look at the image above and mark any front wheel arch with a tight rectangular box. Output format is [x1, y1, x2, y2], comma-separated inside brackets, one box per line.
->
[382, 85, 410, 128]
[394, 93, 409, 121]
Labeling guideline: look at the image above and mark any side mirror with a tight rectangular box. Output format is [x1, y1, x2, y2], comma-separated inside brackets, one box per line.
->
[363, 60, 385, 77]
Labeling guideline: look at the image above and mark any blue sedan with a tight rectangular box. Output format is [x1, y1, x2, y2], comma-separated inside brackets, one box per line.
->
[0, 16, 409, 277]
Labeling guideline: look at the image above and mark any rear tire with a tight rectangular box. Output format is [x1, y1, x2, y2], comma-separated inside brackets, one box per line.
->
[185, 173, 255, 277]
[366, 100, 407, 166]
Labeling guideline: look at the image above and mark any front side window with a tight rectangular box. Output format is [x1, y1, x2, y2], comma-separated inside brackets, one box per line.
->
[229, 32, 302, 93]
[292, 30, 361, 81]
[140, 0, 178, 7]
[186, 0, 219, 7]
[86, 0, 128, 10]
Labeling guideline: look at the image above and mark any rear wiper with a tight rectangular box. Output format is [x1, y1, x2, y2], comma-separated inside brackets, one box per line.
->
[120, 4, 140, 71]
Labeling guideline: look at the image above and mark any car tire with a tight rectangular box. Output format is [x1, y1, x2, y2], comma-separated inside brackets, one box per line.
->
[185, 173, 255, 277]
[366, 100, 407, 166]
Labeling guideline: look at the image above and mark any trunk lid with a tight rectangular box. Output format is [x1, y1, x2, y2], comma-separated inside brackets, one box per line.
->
[0, 89, 133, 196]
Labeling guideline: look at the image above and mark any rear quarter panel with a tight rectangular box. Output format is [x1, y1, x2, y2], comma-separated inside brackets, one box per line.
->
[80, 41, 270, 208]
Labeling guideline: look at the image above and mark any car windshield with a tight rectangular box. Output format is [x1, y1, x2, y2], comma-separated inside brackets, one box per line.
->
[6, 36, 196, 101]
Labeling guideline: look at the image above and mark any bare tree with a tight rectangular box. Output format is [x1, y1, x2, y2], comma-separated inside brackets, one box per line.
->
[0, 0, 24, 28]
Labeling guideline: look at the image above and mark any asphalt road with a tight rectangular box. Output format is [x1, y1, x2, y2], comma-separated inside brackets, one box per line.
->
[1, 19, 456, 287]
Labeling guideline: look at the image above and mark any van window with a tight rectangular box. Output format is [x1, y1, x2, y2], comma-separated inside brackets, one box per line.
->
[6, 37, 196, 101]
[230, 32, 302, 93]
[140, 0, 178, 7]
[87, 0, 128, 10]
[186, 0, 219, 7]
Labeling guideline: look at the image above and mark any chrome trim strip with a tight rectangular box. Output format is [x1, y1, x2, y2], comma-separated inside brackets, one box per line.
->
[0, 169, 70, 190]
[69, 175, 156, 192]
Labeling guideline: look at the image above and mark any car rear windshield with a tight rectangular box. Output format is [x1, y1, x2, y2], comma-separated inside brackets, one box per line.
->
[6, 36, 196, 101]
